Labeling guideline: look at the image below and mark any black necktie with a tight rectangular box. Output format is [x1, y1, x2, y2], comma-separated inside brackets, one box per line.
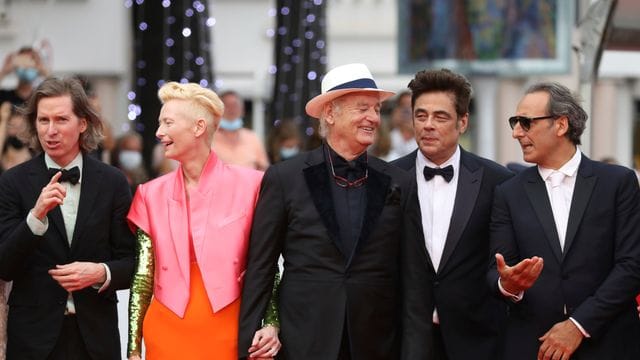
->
[423, 165, 454, 182]
[48, 166, 81, 185]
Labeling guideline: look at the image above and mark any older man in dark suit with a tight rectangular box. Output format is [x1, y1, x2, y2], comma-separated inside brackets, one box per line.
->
[238, 63, 420, 359]
[489, 82, 640, 359]
[0, 77, 135, 360]
[393, 69, 512, 360]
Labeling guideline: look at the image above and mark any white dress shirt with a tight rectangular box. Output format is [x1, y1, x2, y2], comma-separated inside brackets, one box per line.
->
[415, 146, 460, 324]
[538, 150, 581, 250]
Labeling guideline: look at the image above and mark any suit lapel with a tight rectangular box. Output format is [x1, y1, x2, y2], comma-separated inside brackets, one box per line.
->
[70, 155, 103, 253]
[168, 167, 191, 285]
[401, 153, 435, 272]
[27, 155, 69, 247]
[303, 147, 341, 252]
[348, 161, 390, 267]
[439, 151, 482, 273]
[523, 168, 563, 263]
[563, 156, 596, 257]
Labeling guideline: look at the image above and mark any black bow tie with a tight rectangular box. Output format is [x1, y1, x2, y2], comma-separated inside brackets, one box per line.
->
[423, 165, 454, 182]
[48, 166, 80, 185]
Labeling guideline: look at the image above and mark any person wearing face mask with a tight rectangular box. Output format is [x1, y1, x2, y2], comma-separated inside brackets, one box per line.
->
[0, 47, 49, 107]
[112, 131, 149, 193]
[267, 120, 302, 163]
[212, 91, 270, 170]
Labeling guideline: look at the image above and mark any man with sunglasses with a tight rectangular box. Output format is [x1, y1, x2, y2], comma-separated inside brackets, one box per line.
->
[393, 69, 513, 360]
[489, 82, 640, 359]
[239, 63, 418, 359]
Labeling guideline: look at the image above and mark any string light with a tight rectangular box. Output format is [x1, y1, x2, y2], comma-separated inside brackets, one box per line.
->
[128, 0, 214, 165]
[269, 0, 326, 148]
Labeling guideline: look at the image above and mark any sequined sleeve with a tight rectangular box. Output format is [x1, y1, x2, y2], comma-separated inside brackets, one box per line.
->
[127, 228, 155, 357]
[262, 270, 280, 328]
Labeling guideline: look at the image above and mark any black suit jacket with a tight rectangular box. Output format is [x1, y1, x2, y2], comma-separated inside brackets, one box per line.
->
[0, 153, 135, 360]
[487, 155, 640, 359]
[238, 146, 418, 360]
[393, 148, 512, 360]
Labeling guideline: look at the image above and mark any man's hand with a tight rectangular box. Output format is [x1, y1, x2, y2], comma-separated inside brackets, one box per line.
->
[48, 262, 106, 292]
[538, 319, 584, 360]
[496, 253, 544, 295]
[32, 171, 66, 221]
[248, 325, 281, 359]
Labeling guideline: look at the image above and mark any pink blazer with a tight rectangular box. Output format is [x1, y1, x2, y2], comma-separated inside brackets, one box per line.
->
[127, 152, 263, 317]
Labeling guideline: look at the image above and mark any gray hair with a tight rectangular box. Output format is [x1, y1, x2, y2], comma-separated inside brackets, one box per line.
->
[318, 98, 344, 138]
[525, 82, 587, 145]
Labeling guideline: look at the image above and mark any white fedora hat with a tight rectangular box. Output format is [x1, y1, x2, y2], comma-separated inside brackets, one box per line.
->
[305, 63, 395, 118]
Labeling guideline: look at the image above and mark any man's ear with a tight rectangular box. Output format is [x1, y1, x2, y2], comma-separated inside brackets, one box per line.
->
[555, 115, 569, 137]
[323, 103, 336, 125]
[457, 113, 469, 134]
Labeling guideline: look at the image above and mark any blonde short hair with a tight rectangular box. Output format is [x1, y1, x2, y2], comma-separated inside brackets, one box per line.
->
[157, 82, 224, 139]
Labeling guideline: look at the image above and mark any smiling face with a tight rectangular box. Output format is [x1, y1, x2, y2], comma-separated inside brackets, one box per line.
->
[156, 99, 199, 162]
[413, 91, 467, 165]
[325, 92, 381, 157]
[36, 95, 87, 167]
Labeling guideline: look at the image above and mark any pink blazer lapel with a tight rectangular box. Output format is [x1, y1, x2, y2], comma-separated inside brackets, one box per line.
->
[169, 167, 191, 287]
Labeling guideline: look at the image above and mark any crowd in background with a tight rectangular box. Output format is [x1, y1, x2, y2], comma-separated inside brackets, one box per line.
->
[1, 43, 640, 360]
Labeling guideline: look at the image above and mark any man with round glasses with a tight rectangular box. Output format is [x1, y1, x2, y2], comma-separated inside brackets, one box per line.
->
[489, 82, 640, 359]
[239, 63, 419, 359]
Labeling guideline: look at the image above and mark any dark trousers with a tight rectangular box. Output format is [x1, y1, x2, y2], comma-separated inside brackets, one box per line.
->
[337, 317, 352, 360]
[47, 315, 91, 360]
[433, 324, 449, 360]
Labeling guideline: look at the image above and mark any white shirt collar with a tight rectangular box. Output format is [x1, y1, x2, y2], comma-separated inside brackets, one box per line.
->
[416, 145, 461, 173]
[44, 152, 84, 184]
[538, 148, 581, 181]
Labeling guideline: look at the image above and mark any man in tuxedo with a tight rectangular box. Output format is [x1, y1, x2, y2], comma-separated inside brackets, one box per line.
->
[393, 69, 512, 359]
[489, 82, 640, 359]
[238, 63, 419, 359]
[0, 77, 135, 360]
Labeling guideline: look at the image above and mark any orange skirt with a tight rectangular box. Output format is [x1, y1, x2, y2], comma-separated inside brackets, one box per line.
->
[143, 262, 240, 360]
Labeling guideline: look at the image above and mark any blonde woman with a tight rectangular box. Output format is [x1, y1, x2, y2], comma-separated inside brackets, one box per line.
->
[127, 82, 279, 359]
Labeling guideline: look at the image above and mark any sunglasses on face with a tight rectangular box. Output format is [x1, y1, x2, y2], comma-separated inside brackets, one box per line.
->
[508, 115, 556, 131]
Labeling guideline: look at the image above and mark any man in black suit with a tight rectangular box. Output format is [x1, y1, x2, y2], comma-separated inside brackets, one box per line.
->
[393, 69, 512, 359]
[489, 82, 640, 359]
[238, 63, 418, 359]
[0, 77, 135, 360]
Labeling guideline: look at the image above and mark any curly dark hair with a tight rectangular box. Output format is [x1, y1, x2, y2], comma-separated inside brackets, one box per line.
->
[407, 68, 472, 116]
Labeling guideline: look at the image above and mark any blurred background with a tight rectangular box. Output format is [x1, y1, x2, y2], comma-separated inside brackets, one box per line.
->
[0, 0, 638, 356]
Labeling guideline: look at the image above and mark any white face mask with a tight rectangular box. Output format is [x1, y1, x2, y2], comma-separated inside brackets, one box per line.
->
[119, 150, 143, 171]
[279, 146, 300, 160]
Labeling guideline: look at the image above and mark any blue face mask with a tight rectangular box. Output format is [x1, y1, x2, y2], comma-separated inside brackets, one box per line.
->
[15, 67, 39, 83]
[279, 146, 299, 160]
[218, 118, 243, 131]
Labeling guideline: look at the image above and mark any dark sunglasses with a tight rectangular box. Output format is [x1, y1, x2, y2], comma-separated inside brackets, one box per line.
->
[508, 115, 556, 131]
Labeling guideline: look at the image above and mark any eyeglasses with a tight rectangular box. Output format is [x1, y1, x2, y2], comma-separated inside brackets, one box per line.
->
[327, 149, 368, 188]
[508, 115, 556, 131]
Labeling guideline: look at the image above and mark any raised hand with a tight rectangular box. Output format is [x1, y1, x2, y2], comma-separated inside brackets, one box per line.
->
[31, 171, 66, 221]
[496, 253, 544, 295]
